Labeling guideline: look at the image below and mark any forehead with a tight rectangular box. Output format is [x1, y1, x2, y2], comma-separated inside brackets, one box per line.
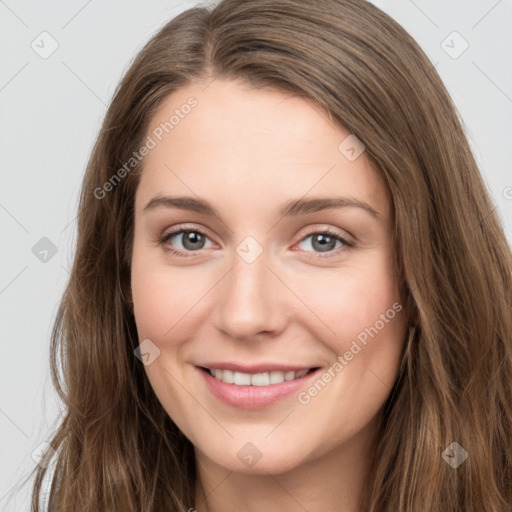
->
[135, 78, 390, 221]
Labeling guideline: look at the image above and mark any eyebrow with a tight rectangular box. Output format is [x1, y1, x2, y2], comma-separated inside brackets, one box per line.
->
[143, 195, 380, 220]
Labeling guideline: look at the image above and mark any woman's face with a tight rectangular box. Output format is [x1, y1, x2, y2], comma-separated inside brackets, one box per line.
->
[130, 78, 406, 475]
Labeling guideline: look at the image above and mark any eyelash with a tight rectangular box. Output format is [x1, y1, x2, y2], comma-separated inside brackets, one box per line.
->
[158, 225, 355, 259]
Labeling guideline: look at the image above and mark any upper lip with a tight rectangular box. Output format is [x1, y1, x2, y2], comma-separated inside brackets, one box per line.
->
[197, 362, 320, 373]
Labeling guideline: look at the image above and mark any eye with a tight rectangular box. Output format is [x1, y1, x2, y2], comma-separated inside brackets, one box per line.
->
[158, 226, 354, 259]
[159, 227, 215, 256]
[296, 229, 354, 257]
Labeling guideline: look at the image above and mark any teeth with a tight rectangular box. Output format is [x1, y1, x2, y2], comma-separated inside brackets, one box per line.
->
[270, 371, 285, 384]
[208, 368, 311, 386]
[222, 369, 234, 384]
[234, 371, 251, 385]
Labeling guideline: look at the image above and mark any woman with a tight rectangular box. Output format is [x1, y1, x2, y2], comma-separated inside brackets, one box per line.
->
[30, 0, 512, 510]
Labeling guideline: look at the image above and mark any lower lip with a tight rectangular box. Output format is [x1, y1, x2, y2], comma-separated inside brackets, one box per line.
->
[196, 367, 320, 409]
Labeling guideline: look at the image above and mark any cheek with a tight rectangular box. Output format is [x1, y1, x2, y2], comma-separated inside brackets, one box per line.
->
[296, 267, 405, 438]
[129, 258, 207, 425]
[130, 251, 207, 340]
[325, 275, 405, 403]
[297, 260, 402, 351]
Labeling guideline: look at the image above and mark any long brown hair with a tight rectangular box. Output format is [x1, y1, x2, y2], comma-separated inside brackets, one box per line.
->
[26, 0, 512, 510]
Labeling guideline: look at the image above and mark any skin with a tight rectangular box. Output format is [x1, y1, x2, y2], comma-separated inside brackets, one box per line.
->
[129, 78, 407, 512]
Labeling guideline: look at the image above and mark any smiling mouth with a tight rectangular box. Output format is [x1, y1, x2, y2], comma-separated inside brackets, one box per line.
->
[199, 366, 319, 386]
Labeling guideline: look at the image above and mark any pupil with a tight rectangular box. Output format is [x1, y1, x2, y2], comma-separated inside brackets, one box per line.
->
[184, 231, 203, 250]
[314, 234, 335, 252]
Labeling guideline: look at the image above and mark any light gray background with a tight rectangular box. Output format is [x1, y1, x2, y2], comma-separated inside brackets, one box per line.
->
[1, 1, 511, 510]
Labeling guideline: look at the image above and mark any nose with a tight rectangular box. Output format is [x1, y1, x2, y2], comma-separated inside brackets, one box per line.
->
[212, 246, 286, 341]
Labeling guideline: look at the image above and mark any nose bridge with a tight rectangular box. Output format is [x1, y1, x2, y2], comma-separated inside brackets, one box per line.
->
[213, 240, 282, 339]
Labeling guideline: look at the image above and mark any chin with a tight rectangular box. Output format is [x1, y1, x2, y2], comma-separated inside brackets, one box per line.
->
[194, 434, 314, 475]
